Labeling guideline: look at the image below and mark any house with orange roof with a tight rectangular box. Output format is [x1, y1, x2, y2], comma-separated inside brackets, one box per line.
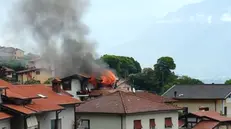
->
[16, 68, 52, 84]
[181, 111, 231, 129]
[0, 79, 81, 129]
[76, 91, 181, 129]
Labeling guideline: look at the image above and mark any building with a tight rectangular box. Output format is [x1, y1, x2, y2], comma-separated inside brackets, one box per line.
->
[27, 58, 55, 77]
[0, 47, 24, 60]
[0, 112, 12, 129]
[2, 66, 14, 78]
[116, 79, 132, 91]
[76, 91, 181, 129]
[16, 68, 52, 84]
[0, 79, 81, 129]
[182, 111, 231, 129]
[61, 74, 97, 99]
[162, 84, 231, 116]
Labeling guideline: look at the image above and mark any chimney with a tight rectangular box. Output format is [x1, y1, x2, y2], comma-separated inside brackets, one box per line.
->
[174, 91, 177, 97]
[52, 78, 62, 93]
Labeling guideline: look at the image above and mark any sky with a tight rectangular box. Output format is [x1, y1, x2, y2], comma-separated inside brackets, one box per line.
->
[0, 0, 231, 83]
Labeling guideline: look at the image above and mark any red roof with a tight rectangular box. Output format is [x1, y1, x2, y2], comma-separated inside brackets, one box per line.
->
[89, 90, 176, 103]
[76, 91, 181, 114]
[193, 121, 219, 129]
[7, 85, 80, 105]
[0, 80, 81, 115]
[0, 112, 12, 120]
[0, 80, 12, 89]
[128, 91, 177, 103]
[191, 111, 231, 122]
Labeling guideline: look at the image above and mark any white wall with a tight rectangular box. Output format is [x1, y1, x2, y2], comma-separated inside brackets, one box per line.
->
[76, 114, 122, 129]
[65, 79, 94, 99]
[125, 111, 179, 129]
[0, 119, 11, 129]
[77, 111, 179, 129]
[65, 79, 82, 99]
[37, 106, 75, 129]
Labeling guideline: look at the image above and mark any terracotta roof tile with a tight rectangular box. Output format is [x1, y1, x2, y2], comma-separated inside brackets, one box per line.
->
[76, 91, 181, 114]
[191, 111, 231, 122]
[0, 80, 12, 89]
[193, 121, 219, 129]
[3, 104, 36, 115]
[0, 112, 12, 120]
[8, 85, 80, 105]
[89, 90, 176, 103]
[0, 80, 81, 115]
[128, 92, 177, 103]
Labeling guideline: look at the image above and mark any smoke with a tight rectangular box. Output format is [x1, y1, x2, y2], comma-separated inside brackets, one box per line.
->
[9, 0, 109, 77]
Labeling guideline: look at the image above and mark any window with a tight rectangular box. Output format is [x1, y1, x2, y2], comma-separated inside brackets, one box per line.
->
[199, 107, 209, 111]
[36, 70, 40, 75]
[51, 119, 61, 129]
[165, 117, 173, 128]
[134, 120, 142, 129]
[62, 80, 72, 91]
[81, 119, 90, 129]
[149, 119, 155, 129]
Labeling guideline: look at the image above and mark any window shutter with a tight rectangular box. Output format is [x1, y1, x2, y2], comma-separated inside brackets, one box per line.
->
[165, 118, 173, 127]
[134, 120, 142, 129]
[149, 119, 156, 127]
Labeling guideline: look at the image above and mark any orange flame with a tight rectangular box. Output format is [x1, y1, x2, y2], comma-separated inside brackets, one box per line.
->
[88, 70, 116, 88]
[100, 70, 116, 86]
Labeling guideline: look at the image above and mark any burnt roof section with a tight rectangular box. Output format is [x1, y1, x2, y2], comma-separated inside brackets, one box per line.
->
[163, 84, 231, 100]
[61, 74, 90, 81]
[76, 91, 181, 114]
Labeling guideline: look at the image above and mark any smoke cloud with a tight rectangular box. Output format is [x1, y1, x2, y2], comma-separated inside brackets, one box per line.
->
[9, 0, 109, 77]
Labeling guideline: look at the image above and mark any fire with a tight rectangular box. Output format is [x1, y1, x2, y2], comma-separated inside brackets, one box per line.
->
[88, 70, 116, 88]
[100, 70, 116, 86]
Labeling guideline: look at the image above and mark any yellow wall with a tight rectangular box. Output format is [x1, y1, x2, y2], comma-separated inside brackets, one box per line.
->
[15, 50, 24, 58]
[174, 100, 223, 113]
[17, 70, 52, 84]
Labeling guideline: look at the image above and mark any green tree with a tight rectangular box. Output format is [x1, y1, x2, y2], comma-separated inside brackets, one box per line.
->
[44, 78, 54, 84]
[101, 55, 141, 78]
[0, 59, 26, 71]
[175, 76, 204, 85]
[225, 79, 231, 84]
[24, 79, 41, 84]
[129, 56, 178, 94]
[153, 56, 176, 94]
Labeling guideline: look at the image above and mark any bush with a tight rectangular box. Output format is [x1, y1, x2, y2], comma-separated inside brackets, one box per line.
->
[44, 78, 54, 84]
[24, 79, 41, 84]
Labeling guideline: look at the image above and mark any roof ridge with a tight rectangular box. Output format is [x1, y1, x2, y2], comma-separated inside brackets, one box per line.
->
[119, 91, 127, 114]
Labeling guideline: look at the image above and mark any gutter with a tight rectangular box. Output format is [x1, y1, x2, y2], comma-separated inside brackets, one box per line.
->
[120, 115, 123, 129]
[55, 110, 62, 129]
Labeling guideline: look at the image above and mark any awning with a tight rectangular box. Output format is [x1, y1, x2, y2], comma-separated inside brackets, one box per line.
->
[165, 118, 173, 127]
[26, 115, 38, 128]
[134, 120, 142, 129]
[150, 119, 156, 127]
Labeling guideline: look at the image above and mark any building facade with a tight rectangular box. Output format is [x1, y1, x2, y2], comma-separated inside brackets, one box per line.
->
[16, 68, 52, 84]
[76, 91, 181, 129]
[163, 84, 231, 116]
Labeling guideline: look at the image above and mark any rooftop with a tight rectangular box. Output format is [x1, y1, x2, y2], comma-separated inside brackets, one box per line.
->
[163, 84, 231, 100]
[76, 91, 181, 114]
[0, 112, 12, 120]
[191, 111, 231, 122]
[0, 80, 81, 115]
[193, 121, 219, 129]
